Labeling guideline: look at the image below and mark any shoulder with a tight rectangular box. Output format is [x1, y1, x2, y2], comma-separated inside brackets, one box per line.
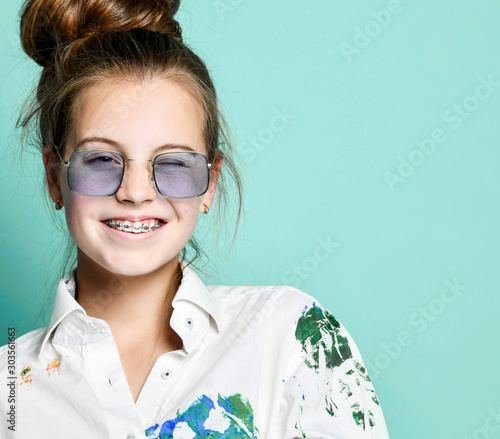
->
[208, 284, 348, 351]
[209, 283, 319, 306]
[208, 283, 325, 321]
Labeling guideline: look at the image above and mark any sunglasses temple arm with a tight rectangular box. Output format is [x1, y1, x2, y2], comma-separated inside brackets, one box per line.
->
[53, 146, 69, 166]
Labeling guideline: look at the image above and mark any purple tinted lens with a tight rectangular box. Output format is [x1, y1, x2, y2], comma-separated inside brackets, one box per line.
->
[67, 150, 124, 196]
[154, 152, 209, 198]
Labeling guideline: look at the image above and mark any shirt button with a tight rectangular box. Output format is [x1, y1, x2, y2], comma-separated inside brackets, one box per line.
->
[161, 369, 172, 380]
[185, 318, 194, 328]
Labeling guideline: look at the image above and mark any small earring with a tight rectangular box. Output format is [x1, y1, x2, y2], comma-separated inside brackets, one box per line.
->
[55, 199, 63, 210]
[203, 203, 209, 214]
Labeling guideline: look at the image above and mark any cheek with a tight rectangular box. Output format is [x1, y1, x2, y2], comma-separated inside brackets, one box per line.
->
[172, 198, 201, 228]
[63, 193, 100, 235]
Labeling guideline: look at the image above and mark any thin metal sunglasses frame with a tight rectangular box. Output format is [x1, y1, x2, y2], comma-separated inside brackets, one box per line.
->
[53, 146, 215, 199]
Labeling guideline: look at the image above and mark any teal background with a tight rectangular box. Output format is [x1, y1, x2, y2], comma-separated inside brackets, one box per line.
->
[1, 0, 499, 437]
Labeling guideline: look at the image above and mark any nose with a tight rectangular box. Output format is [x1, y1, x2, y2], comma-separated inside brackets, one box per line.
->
[115, 159, 157, 203]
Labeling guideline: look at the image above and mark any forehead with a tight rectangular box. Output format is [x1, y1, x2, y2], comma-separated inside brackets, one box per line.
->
[69, 77, 206, 155]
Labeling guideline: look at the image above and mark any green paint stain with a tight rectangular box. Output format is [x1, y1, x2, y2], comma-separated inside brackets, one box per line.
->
[295, 302, 352, 372]
[296, 381, 305, 401]
[294, 420, 306, 438]
[351, 403, 365, 429]
[350, 403, 376, 430]
[338, 379, 352, 398]
[354, 360, 372, 382]
[294, 303, 380, 434]
[369, 411, 375, 427]
[145, 394, 259, 438]
[294, 404, 306, 438]
[352, 409, 364, 427]
[180, 395, 213, 431]
[217, 393, 255, 434]
[325, 394, 338, 417]
[365, 388, 380, 406]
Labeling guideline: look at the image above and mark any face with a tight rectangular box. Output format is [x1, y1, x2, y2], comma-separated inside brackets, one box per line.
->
[43, 78, 221, 277]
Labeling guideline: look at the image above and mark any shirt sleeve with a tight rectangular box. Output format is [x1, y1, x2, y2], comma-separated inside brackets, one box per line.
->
[280, 301, 390, 439]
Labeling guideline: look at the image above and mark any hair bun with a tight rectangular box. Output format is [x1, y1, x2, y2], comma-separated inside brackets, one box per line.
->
[20, 0, 182, 67]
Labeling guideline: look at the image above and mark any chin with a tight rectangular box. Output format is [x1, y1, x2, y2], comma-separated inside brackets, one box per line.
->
[77, 243, 182, 277]
[100, 256, 176, 278]
[101, 263, 162, 278]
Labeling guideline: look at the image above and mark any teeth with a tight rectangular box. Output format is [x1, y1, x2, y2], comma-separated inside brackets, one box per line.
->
[123, 221, 132, 232]
[132, 222, 142, 234]
[105, 219, 162, 233]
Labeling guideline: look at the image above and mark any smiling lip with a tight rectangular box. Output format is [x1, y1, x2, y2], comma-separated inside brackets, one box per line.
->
[101, 219, 166, 238]
[102, 216, 167, 222]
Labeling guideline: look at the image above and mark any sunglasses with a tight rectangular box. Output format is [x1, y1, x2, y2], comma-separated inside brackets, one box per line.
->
[55, 148, 214, 199]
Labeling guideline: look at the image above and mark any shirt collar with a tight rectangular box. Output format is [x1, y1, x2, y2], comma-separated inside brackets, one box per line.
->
[172, 261, 220, 327]
[40, 269, 81, 355]
[39, 261, 221, 357]
[170, 262, 221, 354]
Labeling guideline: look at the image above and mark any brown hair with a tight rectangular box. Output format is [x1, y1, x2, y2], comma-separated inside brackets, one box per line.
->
[18, 0, 244, 281]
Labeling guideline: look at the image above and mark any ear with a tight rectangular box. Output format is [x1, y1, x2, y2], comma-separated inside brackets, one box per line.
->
[200, 151, 223, 213]
[42, 146, 63, 205]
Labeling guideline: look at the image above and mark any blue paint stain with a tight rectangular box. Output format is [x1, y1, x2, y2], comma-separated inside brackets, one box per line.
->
[145, 393, 259, 439]
[146, 424, 159, 437]
[311, 302, 325, 319]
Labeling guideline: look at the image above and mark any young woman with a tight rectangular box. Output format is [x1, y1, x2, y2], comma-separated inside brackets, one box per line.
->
[1, 0, 390, 437]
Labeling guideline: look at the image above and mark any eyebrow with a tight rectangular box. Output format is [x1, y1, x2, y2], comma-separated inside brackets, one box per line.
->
[74, 137, 196, 154]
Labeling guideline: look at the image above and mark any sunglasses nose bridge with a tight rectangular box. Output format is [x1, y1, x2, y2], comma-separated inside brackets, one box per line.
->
[121, 158, 155, 189]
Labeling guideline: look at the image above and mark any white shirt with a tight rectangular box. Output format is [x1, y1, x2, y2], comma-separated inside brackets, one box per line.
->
[0, 263, 389, 439]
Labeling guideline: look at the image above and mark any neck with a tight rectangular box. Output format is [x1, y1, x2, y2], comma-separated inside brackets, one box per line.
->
[74, 250, 183, 350]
